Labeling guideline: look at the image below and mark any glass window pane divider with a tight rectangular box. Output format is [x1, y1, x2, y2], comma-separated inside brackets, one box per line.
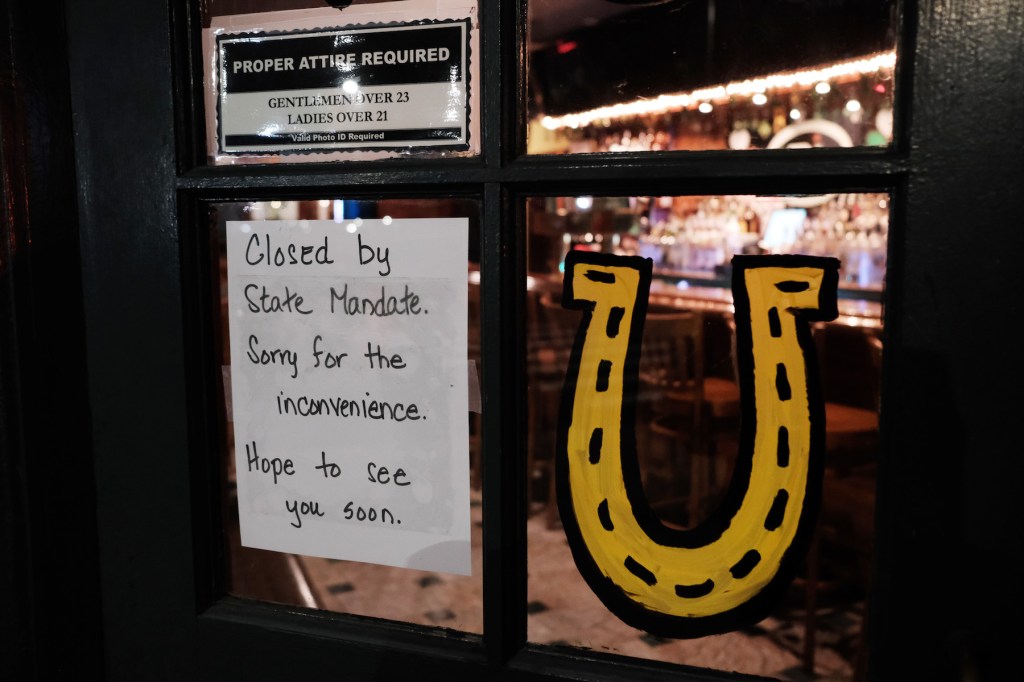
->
[481, 182, 528, 665]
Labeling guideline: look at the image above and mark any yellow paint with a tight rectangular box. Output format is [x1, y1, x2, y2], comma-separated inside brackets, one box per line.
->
[563, 260, 831, 618]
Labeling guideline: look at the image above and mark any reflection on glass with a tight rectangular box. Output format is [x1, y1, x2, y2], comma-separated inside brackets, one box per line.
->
[203, 0, 409, 26]
[528, 0, 897, 153]
[212, 198, 482, 634]
[526, 194, 884, 679]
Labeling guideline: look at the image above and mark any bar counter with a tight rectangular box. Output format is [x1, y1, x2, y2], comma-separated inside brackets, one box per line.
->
[520, 270, 883, 331]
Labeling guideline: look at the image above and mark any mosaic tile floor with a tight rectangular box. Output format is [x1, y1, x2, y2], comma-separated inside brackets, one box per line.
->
[293, 492, 863, 680]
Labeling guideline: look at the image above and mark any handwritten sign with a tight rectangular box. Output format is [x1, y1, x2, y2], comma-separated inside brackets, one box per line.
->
[217, 20, 470, 154]
[227, 218, 471, 575]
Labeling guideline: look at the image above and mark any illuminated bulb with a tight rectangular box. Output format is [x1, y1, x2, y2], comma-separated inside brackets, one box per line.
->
[846, 99, 862, 112]
[575, 196, 593, 210]
[346, 223, 357, 234]
[789, 108, 802, 120]
[318, 199, 330, 207]
[382, 215, 393, 225]
[342, 79, 359, 94]
[270, 200, 283, 209]
[698, 102, 713, 114]
[752, 93, 768, 106]
[815, 81, 831, 94]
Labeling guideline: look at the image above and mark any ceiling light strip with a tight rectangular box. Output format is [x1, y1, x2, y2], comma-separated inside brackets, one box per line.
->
[539, 51, 896, 131]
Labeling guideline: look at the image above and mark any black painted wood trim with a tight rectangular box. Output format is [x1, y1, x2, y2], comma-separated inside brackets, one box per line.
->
[0, 1, 103, 680]
[59, 0, 1024, 679]
[871, 1, 1024, 679]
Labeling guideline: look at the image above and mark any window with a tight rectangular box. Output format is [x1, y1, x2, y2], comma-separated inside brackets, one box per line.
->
[527, 0, 898, 154]
[178, 2, 899, 679]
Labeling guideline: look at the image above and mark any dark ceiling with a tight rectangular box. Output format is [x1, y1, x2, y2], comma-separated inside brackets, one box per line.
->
[530, 0, 898, 116]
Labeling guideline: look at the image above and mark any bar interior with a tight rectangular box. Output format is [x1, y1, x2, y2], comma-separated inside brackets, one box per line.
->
[209, 1, 896, 679]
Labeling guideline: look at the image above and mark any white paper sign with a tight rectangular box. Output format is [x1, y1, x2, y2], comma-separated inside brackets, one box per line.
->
[227, 218, 471, 575]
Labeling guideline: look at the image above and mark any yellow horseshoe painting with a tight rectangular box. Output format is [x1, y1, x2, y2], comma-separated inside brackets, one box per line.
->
[556, 250, 840, 637]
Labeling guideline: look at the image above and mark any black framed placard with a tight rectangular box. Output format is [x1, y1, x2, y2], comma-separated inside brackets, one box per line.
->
[214, 18, 471, 156]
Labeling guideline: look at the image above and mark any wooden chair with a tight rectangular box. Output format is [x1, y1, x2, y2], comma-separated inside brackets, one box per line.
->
[802, 326, 882, 678]
[643, 308, 745, 524]
[529, 292, 578, 527]
[637, 310, 713, 526]
[815, 323, 882, 472]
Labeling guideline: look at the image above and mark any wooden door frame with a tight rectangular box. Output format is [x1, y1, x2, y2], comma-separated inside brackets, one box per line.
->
[2, 0, 1020, 679]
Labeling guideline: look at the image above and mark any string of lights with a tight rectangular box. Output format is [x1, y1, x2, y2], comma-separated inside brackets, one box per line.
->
[539, 51, 896, 131]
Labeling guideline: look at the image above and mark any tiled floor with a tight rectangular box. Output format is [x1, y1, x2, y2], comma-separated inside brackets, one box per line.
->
[298, 497, 485, 635]
[292, 492, 862, 681]
[523, 513, 859, 680]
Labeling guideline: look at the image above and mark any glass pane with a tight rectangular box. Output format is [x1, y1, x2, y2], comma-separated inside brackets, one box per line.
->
[201, 0, 480, 164]
[528, 0, 897, 153]
[526, 193, 885, 678]
[211, 198, 483, 634]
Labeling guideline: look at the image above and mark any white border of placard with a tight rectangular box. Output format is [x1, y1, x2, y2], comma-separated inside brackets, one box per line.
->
[204, 0, 479, 164]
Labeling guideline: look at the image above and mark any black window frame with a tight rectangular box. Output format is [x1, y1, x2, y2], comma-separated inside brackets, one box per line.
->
[54, 0, 1024, 680]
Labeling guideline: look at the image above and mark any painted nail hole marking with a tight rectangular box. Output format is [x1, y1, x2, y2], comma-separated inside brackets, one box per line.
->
[589, 428, 603, 464]
[775, 363, 792, 401]
[597, 499, 614, 531]
[777, 426, 790, 467]
[585, 269, 616, 284]
[596, 360, 612, 392]
[775, 280, 810, 293]
[730, 550, 762, 579]
[606, 306, 625, 338]
[768, 306, 782, 338]
[675, 579, 715, 599]
[624, 556, 658, 586]
[764, 489, 789, 531]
